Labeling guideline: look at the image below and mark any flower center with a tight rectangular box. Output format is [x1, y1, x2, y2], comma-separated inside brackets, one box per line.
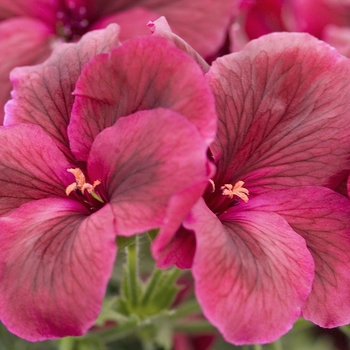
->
[65, 168, 104, 212]
[206, 179, 249, 216]
[56, 3, 89, 41]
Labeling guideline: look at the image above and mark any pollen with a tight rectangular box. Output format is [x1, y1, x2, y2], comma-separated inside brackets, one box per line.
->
[65, 168, 101, 196]
[221, 181, 249, 203]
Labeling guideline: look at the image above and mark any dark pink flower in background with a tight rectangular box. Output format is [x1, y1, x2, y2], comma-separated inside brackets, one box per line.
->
[230, 0, 286, 51]
[0, 0, 238, 122]
[0, 26, 217, 341]
[153, 33, 350, 344]
[231, 0, 350, 58]
[288, 0, 350, 58]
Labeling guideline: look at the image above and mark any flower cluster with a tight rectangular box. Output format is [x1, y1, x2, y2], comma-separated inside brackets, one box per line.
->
[1, 1, 350, 349]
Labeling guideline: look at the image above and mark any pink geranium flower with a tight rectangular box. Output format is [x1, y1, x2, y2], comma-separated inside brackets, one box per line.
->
[0, 26, 217, 341]
[0, 0, 238, 122]
[153, 32, 350, 344]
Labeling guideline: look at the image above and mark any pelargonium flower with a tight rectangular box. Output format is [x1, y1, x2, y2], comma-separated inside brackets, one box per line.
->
[0, 0, 238, 122]
[0, 26, 217, 341]
[153, 32, 350, 344]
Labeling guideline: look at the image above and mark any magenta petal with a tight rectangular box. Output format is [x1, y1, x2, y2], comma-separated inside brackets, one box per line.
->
[94, 0, 238, 57]
[5, 24, 120, 160]
[0, 18, 53, 123]
[70, 35, 216, 161]
[323, 25, 350, 58]
[153, 225, 196, 269]
[249, 187, 350, 327]
[187, 199, 314, 345]
[207, 33, 350, 192]
[92, 7, 159, 39]
[0, 0, 59, 23]
[87, 108, 208, 236]
[143, 0, 238, 57]
[0, 124, 74, 216]
[0, 198, 117, 341]
[287, 0, 348, 38]
[148, 17, 210, 73]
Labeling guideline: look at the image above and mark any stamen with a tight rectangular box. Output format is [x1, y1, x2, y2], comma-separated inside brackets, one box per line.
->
[209, 179, 216, 192]
[65, 168, 101, 196]
[221, 181, 249, 203]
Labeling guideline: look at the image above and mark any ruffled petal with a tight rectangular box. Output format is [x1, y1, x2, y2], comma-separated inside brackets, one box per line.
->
[207, 32, 350, 193]
[153, 224, 196, 269]
[0, 124, 73, 216]
[186, 198, 314, 344]
[94, 0, 238, 57]
[5, 24, 120, 161]
[0, 18, 53, 123]
[70, 35, 216, 161]
[91, 6, 159, 39]
[0, 198, 117, 341]
[148, 17, 210, 73]
[249, 187, 350, 327]
[87, 108, 208, 236]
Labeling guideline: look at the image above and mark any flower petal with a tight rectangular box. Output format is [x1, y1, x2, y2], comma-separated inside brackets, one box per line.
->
[91, 6, 159, 39]
[87, 108, 209, 236]
[94, 0, 238, 57]
[323, 25, 350, 58]
[148, 17, 210, 73]
[186, 198, 314, 344]
[70, 35, 216, 161]
[0, 198, 117, 341]
[0, 0, 59, 23]
[0, 18, 53, 123]
[248, 187, 350, 327]
[0, 124, 73, 216]
[153, 224, 196, 269]
[207, 32, 350, 192]
[5, 24, 120, 161]
[287, 0, 349, 38]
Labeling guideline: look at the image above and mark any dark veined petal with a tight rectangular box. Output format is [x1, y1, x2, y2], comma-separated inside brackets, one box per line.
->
[207, 32, 350, 193]
[186, 198, 314, 344]
[0, 124, 73, 216]
[249, 187, 350, 327]
[87, 108, 209, 237]
[70, 35, 216, 161]
[0, 198, 117, 341]
[5, 24, 120, 161]
[0, 17, 53, 123]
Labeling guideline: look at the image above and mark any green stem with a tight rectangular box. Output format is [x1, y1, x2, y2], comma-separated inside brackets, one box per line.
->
[253, 345, 263, 350]
[141, 340, 157, 350]
[340, 326, 350, 338]
[270, 339, 283, 350]
[84, 319, 139, 343]
[126, 236, 139, 309]
[173, 320, 217, 334]
[141, 269, 163, 306]
[169, 299, 203, 319]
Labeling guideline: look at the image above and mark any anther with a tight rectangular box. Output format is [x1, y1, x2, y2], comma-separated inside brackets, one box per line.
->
[221, 181, 249, 203]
